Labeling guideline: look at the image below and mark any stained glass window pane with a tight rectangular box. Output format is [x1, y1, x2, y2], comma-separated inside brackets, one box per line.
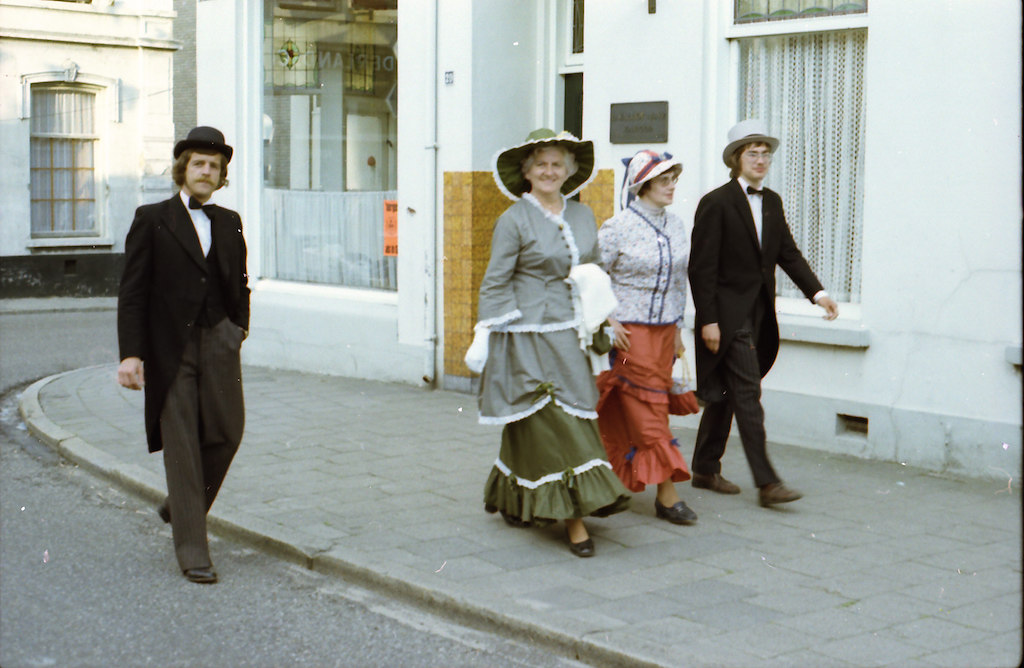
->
[262, 1, 398, 290]
[735, 0, 865, 23]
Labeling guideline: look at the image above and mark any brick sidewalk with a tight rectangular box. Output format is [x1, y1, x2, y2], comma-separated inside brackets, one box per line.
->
[19, 364, 1022, 667]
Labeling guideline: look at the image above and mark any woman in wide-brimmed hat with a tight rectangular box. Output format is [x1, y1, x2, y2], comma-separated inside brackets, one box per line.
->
[465, 129, 630, 558]
[595, 149, 700, 526]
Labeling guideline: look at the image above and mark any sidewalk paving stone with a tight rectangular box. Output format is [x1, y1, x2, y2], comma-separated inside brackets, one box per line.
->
[17, 362, 1023, 668]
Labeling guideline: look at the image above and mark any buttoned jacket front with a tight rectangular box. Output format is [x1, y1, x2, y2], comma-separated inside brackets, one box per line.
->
[599, 202, 689, 326]
[477, 195, 598, 332]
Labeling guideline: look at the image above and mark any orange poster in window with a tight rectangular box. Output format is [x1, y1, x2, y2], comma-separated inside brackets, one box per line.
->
[383, 199, 398, 257]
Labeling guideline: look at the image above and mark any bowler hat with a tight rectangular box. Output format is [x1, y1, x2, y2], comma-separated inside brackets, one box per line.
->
[722, 119, 778, 166]
[174, 126, 233, 163]
[492, 129, 595, 201]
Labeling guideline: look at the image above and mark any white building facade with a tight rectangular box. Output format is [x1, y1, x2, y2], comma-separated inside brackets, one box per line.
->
[190, 0, 1020, 480]
[0, 0, 177, 296]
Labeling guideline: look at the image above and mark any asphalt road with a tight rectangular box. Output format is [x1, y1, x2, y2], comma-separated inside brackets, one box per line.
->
[0, 306, 585, 668]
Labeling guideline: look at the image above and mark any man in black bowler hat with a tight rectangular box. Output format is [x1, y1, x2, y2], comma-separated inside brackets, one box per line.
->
[117, 126, 250, 583]
[688, 120, 839, 508]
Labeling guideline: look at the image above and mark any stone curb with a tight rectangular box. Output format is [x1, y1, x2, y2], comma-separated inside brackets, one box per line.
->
[18, 371, 665, 668]
[0, 297, 118, 314]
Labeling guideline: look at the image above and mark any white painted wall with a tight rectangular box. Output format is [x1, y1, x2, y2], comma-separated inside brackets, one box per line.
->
[0, 0, 176, 257]
[192, 0, 1021, 478]
[756, 0, 1022, 477]
[583, 0, 1021, 479]
[469, 0, 543, 169]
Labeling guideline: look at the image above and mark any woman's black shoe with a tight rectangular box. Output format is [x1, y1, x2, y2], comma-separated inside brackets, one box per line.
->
[566, 531, 595, 558]
[500, 510, 531, 528]
[655, 499, 698, 525]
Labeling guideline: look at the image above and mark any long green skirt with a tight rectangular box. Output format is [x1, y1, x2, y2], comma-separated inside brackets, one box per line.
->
[483, 401, 631, 527]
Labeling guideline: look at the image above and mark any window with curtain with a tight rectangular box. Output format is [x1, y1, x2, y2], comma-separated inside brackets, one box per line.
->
[262, 1, 398, 291]
[738, 29, 866, 303]
[30, 85, 98, 237]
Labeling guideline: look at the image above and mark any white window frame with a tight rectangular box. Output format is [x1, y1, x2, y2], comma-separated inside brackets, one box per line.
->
[20, 70, 119, 249]
[559, 0, 584, 71]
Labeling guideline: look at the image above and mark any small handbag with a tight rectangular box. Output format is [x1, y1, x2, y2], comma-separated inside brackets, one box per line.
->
[668, 355, 700, 415]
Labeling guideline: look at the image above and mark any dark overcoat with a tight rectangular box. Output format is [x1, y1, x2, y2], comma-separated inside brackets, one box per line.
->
[687, 179, 822, 400]
[117, 195, 250, 452]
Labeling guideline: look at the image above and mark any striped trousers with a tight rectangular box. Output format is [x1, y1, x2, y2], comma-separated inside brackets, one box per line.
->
[691, 327, 780, 488]
[159, 318, 245, 571]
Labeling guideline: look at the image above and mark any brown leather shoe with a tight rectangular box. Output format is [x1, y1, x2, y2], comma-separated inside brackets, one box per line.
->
[758, 482, 803, 507]
[691, 472, 741, 495]
[183, 567, 218, 584]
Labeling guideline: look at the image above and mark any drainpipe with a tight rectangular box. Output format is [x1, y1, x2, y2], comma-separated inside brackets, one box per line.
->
[424, 0, 441, 388]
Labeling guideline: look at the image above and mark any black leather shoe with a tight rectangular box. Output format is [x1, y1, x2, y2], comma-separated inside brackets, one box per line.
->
[500, 510, 531, 528]
[655, 499, 698, 525]
[157, 503, 171, 524]
[567, 536, 595, 558]
[183, 567, 218, 584]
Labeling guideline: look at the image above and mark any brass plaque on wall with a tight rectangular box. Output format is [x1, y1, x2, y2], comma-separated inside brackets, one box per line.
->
[609, 101, 668, 144]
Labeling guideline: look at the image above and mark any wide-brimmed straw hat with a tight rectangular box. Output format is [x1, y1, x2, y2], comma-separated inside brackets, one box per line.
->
[619, 149, 682, 209]
[721, 119, 778, 166]
[174, 126, 233, 163]
[492, 129, 595, 201]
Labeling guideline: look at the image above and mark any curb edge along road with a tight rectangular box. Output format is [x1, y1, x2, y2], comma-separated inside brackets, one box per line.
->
[0, 297, 118, 315]
[16, 370, 665, 668]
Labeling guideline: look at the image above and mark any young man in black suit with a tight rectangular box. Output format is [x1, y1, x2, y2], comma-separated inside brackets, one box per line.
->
[117, 126, 250, 583]
[688, 120, 838, 507]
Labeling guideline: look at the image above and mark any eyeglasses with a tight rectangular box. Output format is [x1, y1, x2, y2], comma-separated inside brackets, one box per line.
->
[651, 174, 679, 186]
[743, 151, 773, 162]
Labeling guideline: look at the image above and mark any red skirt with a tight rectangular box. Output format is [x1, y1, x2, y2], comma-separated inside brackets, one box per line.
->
[596, 324, 691, 493]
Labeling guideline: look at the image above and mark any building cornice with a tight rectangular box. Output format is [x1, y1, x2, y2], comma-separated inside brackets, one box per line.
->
[0, 28, 178, 51]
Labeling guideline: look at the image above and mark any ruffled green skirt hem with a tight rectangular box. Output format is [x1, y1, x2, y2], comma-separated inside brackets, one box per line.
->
[482, 402, 631, 527]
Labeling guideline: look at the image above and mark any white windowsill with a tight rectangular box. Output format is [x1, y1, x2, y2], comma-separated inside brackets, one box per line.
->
[777, 312, 869, 348]
[253, 278, 398, 305]
[26, 236, 114, 250]
[683, 298, 869, 349]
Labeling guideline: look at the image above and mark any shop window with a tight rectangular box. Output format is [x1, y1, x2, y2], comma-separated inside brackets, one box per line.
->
[736, 0, 866, 23]
[738, 30, 866, 303]
[262, 1, 397, 291]
[30, 85, 98, 237]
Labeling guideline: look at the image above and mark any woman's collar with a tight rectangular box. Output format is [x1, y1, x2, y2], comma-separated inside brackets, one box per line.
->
[523, 192, 566, 220]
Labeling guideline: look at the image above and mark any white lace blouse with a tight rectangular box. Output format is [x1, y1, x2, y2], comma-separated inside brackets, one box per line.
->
[598, 199, 689, 326]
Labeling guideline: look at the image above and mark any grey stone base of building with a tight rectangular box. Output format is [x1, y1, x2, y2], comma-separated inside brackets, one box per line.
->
[1, 253, 124, 298]
[443, 374, 479, 395]
[760, 389, 1021, 482]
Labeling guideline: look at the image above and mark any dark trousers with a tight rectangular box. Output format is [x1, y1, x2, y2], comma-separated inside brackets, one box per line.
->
[691, 327, 780, 488]
[160, 318, 245, 571]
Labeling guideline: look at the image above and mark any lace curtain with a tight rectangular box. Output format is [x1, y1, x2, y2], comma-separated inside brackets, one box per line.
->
[30, 87, 97, 235]
[262, 189, 398, 290]
[738, 29, 866, 303]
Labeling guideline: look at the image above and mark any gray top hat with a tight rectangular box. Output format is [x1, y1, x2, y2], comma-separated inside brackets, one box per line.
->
[722, 119, 779, 166]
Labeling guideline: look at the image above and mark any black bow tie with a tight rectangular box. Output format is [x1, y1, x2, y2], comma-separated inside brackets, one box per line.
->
[746, 186, 764, 196]
[187, 196, 212, 211]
